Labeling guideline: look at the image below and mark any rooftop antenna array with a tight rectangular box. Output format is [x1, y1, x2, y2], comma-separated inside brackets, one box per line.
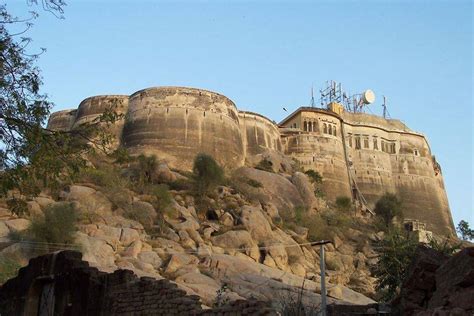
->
[319, 80, 376, 113]
[310, 85, 316, 107]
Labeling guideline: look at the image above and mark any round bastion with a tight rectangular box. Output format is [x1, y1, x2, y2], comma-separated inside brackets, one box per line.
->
[122, 86, 245, 170]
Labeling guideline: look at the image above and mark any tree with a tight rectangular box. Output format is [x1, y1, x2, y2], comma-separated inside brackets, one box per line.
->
[456, 220, 474, 241]
[374, 193, 403, 228]
[373, 229, 417, 302]
[0, 2, 121, 198]
[192, 153, 224, 198]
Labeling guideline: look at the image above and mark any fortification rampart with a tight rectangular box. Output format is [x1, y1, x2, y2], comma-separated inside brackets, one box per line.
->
[122, 87, 244, 170]
[238, 111, 282, 160]
[47, 109, 77, 131]
[47, 86, 454, 236]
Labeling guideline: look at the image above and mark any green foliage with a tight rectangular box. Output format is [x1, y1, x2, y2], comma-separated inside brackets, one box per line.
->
[0, 254, 22, 284]
[246, 178, 263, 188]
[78, 165, 131, 209]
[137, 155, 158, 185]
[0, 3, 124, 198]
[213, 284, 231, 308]
[110, 147, 134, 164]
[123, 205, 155, 231]
[373, 229, 417, 302]
[16, 203, 78, 250]
[304, 169, 323, 184]
[192, 153, 224, 198]
[255, 158, 274, 172]
[456, 220, 474, 241]
[335, 196, 352, 213]
[428, 237, 461, 255]
[280, 207, 339, 242]
[6, 198, 28, 217]
[374, 193, 403, 229]
[152, 184, 173, 213]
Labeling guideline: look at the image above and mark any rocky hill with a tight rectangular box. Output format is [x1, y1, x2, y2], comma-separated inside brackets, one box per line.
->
[0, 150, 389, 311]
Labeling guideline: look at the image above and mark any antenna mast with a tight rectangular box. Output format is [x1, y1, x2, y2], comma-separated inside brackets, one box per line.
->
[382, 95, 387, 118]
[310, 85, 315, 107]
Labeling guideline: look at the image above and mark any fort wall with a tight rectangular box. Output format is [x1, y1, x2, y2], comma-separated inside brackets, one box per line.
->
[47, 86, 454, 236]
[238, 111, 282, 160]
[47, 109, 77, 131]
[122, 87, 244, 170]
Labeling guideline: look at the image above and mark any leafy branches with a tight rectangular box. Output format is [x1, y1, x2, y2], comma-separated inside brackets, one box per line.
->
[0, 2, 124, 197]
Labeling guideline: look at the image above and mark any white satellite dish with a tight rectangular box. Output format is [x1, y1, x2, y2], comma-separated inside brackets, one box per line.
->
[361, 89, 376, 104]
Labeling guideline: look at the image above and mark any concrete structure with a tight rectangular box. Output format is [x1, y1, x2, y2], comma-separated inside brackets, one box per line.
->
[47, 86, 455, 236]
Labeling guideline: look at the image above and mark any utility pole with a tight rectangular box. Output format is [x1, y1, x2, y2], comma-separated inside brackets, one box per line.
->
[311, 240, 332, 316]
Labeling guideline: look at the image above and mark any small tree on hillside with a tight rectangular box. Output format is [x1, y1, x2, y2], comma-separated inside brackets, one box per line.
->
[373, 229, 417, 302]
[193, 153, 224, 198]
[374, 193, 403, 228]
[456, 220, 474, 241]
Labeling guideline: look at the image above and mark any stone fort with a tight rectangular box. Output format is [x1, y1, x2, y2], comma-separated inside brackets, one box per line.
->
[47, 86, 455, 237]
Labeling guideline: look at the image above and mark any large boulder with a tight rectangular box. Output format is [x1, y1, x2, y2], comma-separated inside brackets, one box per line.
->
[238, 167, 305, 211]
[240, 205, 273, 243]
[211, 230, 260, 261]
[62, 185, 113, 217]
[4, 219, 30, 232]
[200, 254, 375, 306]
[291, 172, 318, 211]
[428, 247, 474, 312]
[75, 232, 116, 270]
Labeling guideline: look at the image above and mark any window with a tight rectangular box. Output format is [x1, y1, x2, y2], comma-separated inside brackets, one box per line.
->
[348, 135, 352, 147]
[323, 123, 327, 134]
[363, 136, 369, 148]
[304, 121, 308, 131]
[309, 121, 313, 132]
[381, 141, 386, 152]
[414, 149, 419, 156]
[312, 122, 317, 132]
[333, 126, 337, 136]
[373, 137, 378, 150]
[328, 125, 332, 135]
[355, 136, 361, 149]
[391, 143, 396, 154]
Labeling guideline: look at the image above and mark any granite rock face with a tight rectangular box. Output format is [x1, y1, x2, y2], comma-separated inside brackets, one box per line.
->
[397, 246, 474, 315]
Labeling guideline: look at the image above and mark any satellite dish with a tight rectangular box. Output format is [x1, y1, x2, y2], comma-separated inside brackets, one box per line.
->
[361, 89, 375, 104]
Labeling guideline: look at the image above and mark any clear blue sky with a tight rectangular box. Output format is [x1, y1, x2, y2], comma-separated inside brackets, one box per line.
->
[9, 0, 473, 226]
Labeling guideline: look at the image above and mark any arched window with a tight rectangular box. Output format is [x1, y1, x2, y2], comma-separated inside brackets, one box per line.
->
[323, 123, 327, 134]
[328, 125, 332, 135]
[304, 121, 307, 131]
[333, 126, 337, 136]
[308, 121, 312, 132]
[312, 122, 317, 133]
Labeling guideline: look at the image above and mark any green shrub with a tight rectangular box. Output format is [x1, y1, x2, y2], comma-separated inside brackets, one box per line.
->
[192, 153, 224, 198]
[6, 198, 28, 217]
[255, 158, 273, 172]
[246, 178, 263, 188]
[335, 196, 352, 213]
[304, 169, 323, 184]
[123, 205, 155, 231]
[25, 203, 78, 248]
[428, 237, 461, 255]
[0, 254, 22, 284]
[152, 184, 173, 212]
[374, 193, 403, 229]
[168, 178, 194, 191]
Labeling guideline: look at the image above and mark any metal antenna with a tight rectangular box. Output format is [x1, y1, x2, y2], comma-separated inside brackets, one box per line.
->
[382, 95, 387, 118]
[310, 85, 315, 107]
